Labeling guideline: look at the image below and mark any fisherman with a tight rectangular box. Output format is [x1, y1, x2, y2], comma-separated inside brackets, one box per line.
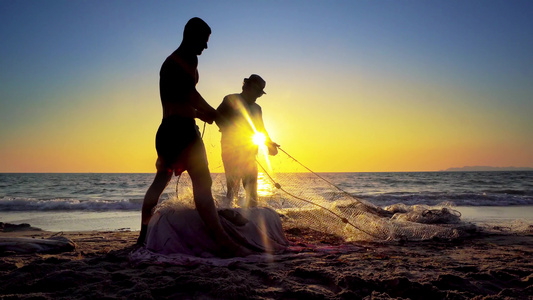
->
[138, 18, 249, 257]
[216, 74, 279, 207]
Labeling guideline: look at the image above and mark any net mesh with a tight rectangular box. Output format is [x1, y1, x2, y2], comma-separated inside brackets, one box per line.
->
[165, 125, 468, 242]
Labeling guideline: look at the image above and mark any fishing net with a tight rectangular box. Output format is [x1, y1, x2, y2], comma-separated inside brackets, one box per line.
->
[165, 124, 467, 242]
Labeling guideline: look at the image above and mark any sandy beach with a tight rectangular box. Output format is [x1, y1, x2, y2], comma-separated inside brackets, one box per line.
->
[1, 223, 532, 300]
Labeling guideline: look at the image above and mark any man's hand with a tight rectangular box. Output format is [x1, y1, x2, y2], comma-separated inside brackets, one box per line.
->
[196, 109, 218, 124]
[267, 141, 279, 156]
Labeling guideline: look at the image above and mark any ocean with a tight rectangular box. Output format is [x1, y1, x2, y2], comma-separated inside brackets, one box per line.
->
[1, 172, 532, 232]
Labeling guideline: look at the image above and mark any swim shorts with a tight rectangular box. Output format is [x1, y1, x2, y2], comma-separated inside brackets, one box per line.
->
[155, 116, 198, 172]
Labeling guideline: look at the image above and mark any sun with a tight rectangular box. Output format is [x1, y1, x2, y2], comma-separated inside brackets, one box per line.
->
[252, 132, 267, 146]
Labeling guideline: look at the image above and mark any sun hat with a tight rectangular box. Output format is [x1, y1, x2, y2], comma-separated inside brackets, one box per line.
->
[244, 74, 266, 94]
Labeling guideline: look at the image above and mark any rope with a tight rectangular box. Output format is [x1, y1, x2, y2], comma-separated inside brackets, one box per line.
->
[277, 147, 366, 205]
[201, 121, 206, 138]
[279, 146, 461, 221]
[173, 124, 377, 238]
[256, 158, 378, 238]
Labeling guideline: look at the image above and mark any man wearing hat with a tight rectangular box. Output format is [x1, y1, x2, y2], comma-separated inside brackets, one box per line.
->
[216, 74, 279, 208]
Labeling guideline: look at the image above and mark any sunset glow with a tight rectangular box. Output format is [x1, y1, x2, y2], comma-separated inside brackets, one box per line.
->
[252, 132, 267, 147]
[1, 1, 532, 173]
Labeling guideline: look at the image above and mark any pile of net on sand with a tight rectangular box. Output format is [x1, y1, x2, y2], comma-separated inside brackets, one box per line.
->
[168, 133, 472, 242]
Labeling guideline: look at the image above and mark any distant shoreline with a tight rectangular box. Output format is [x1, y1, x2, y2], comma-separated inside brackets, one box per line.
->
[441, 166, 533, 172]
[1, 169, 533, 174]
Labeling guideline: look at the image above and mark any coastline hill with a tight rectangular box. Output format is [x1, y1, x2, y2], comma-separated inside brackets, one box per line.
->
[442, 166, 533, 172]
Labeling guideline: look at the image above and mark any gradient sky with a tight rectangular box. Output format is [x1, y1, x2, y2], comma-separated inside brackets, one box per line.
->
[1, 1, 532, 173]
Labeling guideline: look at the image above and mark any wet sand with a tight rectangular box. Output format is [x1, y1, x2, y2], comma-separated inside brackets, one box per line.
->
[1, 225, 532, 299]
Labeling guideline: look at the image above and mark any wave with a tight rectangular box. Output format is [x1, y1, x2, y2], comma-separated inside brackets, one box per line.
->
[2, 190, 533, 212]
[357, 192, 533, 207]
[0, 197, 143, 212]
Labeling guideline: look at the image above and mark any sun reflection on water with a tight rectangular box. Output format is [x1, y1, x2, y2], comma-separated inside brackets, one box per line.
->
[257, 172, 276, 198]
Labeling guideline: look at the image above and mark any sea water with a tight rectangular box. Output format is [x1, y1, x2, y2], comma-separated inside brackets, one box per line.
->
[1, 172, 532, 232]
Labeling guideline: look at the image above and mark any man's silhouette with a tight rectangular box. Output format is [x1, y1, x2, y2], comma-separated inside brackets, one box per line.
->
[138, 18, 247, 257]
[216, 74, 279, 208]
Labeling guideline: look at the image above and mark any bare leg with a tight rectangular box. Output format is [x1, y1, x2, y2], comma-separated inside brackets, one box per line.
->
[221, 148, 239, 206]
[225, 174, 239, 203]
[137, 171, 172, 244]
[187, 138, 250, 257]
[243, 171, 258, 208]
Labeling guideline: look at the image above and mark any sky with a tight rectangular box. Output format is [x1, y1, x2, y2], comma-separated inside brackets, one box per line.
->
[0, 0, 532, 173]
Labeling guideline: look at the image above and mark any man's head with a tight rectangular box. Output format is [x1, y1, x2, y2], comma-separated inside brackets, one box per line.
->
[243, 74, 266, 100]
[182, 17, 211, 55]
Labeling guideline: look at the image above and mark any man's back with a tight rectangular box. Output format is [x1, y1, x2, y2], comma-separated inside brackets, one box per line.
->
[159, 51, 198, 119]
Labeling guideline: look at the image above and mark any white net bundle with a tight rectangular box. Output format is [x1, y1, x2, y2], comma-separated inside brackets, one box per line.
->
[164, 124, 470, 242]
[256, 149, 465, 241]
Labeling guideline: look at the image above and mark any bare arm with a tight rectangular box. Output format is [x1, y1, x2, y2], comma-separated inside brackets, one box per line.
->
[252, 105, 279, 154]
[191, 90, 218, 124]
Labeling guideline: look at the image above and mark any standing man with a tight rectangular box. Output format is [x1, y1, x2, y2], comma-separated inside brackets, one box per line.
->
[216, 74, 279, 208]
[138, 18, 247, 257]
